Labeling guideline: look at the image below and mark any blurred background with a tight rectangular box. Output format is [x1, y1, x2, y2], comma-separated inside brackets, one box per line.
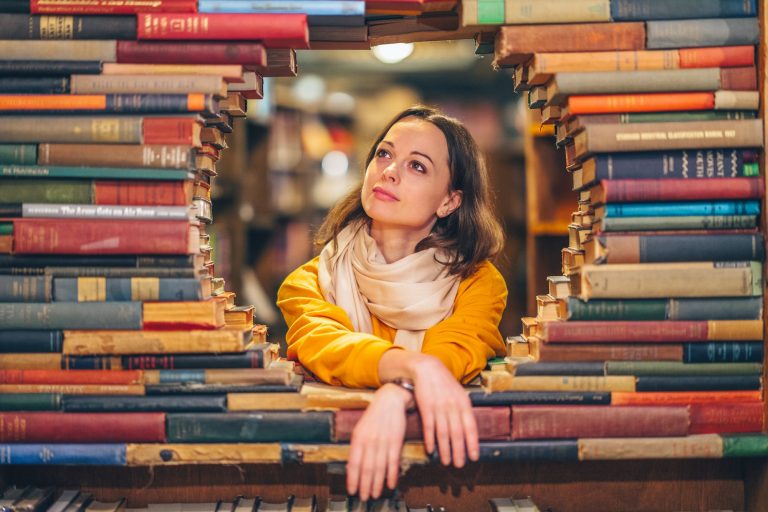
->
[210, 40, 569, 343]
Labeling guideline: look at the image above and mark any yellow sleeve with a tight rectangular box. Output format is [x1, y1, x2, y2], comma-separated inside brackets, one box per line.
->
[421, 261, 507, 384]
[276, 256, 400, 389]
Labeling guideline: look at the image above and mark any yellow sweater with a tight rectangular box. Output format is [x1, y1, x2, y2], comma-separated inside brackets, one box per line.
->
[276, 256, 507, 388]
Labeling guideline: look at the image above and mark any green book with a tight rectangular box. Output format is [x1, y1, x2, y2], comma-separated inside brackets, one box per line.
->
[0, 223, 11, 235]
[567, 297, 763, 321]
[0, 393, 61, 411]
[0, 180, 93, 204]
[600, 215, 758, 232]
[721, 434, 768, 457]
[605, 361, 762, 377]
[0, 164, 192, 180]
[619, 111, 757, 124]
[0, 144, 36, 165]
[166, 412, 334, 443]
[478, 0, 504, 23]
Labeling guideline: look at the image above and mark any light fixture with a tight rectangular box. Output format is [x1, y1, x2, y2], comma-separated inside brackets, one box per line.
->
[372, 43, 414, 64]
[321, 150, 349, 177]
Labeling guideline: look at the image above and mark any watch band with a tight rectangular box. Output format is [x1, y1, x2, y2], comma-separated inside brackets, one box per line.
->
[390, 377, 415, 393]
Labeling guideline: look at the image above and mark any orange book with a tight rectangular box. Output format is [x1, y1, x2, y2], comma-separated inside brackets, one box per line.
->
[679, 46, 755, 69]
[0, 369, 143, 385]
[0, 94, 209, 113]
[567, 92, 714, 114]
[611, 391, 761, 406]
[0, 384, 145, 395]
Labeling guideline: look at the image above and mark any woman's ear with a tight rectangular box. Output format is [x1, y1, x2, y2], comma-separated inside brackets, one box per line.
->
[438, 190, 463, 218]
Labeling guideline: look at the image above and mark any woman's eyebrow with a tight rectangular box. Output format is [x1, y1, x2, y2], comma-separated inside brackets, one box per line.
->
[380, 140, 435, 166]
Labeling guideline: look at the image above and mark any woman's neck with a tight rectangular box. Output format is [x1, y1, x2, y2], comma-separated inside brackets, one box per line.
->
[369, 222, 433, 263]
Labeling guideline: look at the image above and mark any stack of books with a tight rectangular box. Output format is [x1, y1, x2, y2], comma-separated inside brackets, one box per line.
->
[475, 0, 768, 460]
[0, 2, 316, 464]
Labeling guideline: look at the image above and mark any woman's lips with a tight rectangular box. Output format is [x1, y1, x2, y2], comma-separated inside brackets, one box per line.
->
[373, 187, 399, 201]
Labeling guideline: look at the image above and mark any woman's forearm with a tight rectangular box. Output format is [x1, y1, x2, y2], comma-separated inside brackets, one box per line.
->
[377, 348, 441, 384]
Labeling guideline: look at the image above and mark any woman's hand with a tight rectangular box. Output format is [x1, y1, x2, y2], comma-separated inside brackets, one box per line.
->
[410, 355, 479, 468]
[346, 383, 412, 501]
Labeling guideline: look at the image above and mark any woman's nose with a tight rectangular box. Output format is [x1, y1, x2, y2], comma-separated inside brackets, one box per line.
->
[381, 162, 398, 182]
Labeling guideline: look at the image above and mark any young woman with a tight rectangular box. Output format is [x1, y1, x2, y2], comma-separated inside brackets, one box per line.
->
[277, 105, 507, 501]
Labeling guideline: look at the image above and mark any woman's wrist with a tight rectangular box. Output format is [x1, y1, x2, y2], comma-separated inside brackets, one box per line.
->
[379, 381, 415, 410]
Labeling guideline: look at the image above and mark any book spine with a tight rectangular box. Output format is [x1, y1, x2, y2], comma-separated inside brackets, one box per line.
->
[604, 200, 760, 217]
[62, 355, 122, 369]
[94, 180, 191, 207]
[21, 204, 191, 219]
[483, 374, 636, 392]
[611, 0, 755, 20]
[38, 143, 193, 169]
[721, 434, 768, 457]
[567, 297, 667, 320]
[61, 329, 247, 355]
[720, 66, 757, 90]
[0, 393, 61, 410]
[606, 361, 762, 377]
[198, 0, 364, 15]
[670, 297, 764, 320]
[468, 391, 611, 406]
[0, 253, 197, 268]
[0, 412, 166, 442]
[13, 218, 193, 255]
[578, 435, 723, 460]
[600, 215, 758, 231]
[136, 13, 309, 47]
[544, 320, 762, 343]
[689, 402, 763, 434]
[0, 94, 214, 115]
[569, 92, 715, 115]
[593, 149, 758, 181]
[3, 164, 190, 180]
[116, 41, 267, 65]
[142, 117, 200, 146]
[0, 369, 143, 385]
[511, 405, 690, 439]
[0, 302, 142, 329]
[0, 330, 63, 352]
[61, 395, 227, 412]
[0, 60, 102, 75]
[0, 443, 127, 464]
[0, 77, 69, 93]
[0, 353, 62, 369]
[601, 233, 765, 263]
[166, 412, 333, 442]
[477, 440, 579, 461]
[611, 390, 762, 406]
[53, 277, 203, 301]
[0, 275, 51, 301]
[512, 361, 605, 376]
[0, 116, 143, 144]
[504, 0, 610, 24]
[678, 46, 755, 68]
[0, 143, 36, 164]
[0, 40, 117, 61]
[537, 343, 684, 362]
[31, 0, 197, 14]
[635, 375, 761, 392]
[121, 351, 264, 369]
[0, 14, 137, 38]
[599, 178, 764, 203]
[23, 267, 197, 278]
[646, 18, 759, 50]
[683, 342, 763, 363]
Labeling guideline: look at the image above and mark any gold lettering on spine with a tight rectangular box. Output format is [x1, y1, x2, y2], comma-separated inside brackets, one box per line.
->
[131, 277, 160, 301]
[90, 119, 122, 142]
[40, 16, 74, 39]
[77, 277, 106, 301]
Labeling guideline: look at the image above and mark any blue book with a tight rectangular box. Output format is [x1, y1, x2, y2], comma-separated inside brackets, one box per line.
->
[646, 18, 759, 49]
[603, 200, 760, 218]
[473, 441, 579, 462]
[62, 395, 227, 412]
[511, 362, 606, 376]
[0, 275, 50, 301]
[469, 391, 610, 406]
[635, 375, 761, 392]
[0, 330, 62, 352]
[53, 277, 204, 302]
[0, 302, 141, 329]
[611, 0, 755, 20]
[0, 444, 126, 465]
[0, 94, 217, 115]
[684, 342, 763, 363]
[198, 0, 365, 25]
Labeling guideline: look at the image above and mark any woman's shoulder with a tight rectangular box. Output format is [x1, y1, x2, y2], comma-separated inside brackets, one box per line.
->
[278, 255, 322, 296]
[458, 260, 506, 291]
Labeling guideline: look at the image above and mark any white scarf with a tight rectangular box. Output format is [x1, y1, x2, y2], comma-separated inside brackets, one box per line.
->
[318, 221, 461, 352]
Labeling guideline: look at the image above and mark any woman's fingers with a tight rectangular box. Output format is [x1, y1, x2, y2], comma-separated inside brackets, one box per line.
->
[461, 397, 480, 461]
[346, 435, 364, 496]
[370, 439, 389, 500]
[434, 403, 452, 465]
[357, 440, 376, 501]
[386, 434, 402, 490]
[447, 406, 466, 468]
[419, 401, 436, 455]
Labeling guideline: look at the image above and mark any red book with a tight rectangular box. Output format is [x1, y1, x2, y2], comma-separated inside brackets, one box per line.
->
[679, 46, 755, 69]
[540, 320, 762, 343]
[511, 405, 690, 440]
[11, 218, 199, 255]
[611, 391, 762, 406]
[117, 41, 267, 66]
[94, 180, 193, 206]
[31, 0, 196, 14]
[591, 178, 764, 204]
[0, 370, 143, 385]
[538, 343, 684, 362]
[568, 92, 715, 115]
[0, 412, 165, 442]
[688, 402, 763, 434]
[721, 66, 758, 90]
[136, 13, 310, 49]
[143, 117, 203, 146]
[333, 407, 510, 442]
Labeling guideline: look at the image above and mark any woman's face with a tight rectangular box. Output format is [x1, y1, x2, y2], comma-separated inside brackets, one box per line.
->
[361, 117, 461, 235]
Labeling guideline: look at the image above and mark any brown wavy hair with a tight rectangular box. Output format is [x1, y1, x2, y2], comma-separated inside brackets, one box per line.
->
[315, 105, 504, 278]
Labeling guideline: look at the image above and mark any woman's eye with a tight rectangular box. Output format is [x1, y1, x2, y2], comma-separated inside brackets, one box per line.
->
[411, 161, 426, 173]
[376, 148, 390, 158]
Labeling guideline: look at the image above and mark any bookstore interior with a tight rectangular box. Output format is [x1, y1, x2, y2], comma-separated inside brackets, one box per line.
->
[1, 0, 768, 511]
